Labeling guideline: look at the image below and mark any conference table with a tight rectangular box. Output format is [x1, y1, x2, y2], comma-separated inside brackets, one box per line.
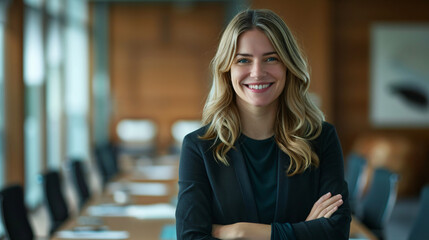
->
[51, 156, 378, 240]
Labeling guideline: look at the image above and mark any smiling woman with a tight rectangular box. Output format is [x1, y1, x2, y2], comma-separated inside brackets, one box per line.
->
[231, 29, 286, 112]
[176, 9, 351, 240]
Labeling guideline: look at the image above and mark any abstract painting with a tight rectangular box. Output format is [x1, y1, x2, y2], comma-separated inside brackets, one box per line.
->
[370, 23, 429, 127]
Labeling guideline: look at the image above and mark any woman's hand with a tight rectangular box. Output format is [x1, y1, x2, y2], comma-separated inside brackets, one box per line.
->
[212, 222, 271, 240]
[306, 192, 343, 221]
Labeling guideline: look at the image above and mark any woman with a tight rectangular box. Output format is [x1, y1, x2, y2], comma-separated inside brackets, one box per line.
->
[176, 9, 351, 240]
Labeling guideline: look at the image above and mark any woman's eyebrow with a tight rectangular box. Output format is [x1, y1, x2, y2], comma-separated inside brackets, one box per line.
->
[263, 51, 278, 56]
[235, 51, 278, 57]
[235, 53, 252, 57]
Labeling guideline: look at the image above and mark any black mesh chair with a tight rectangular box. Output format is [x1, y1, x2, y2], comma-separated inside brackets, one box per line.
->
[107, 142, 120, 175]
[70, 159, 91, 209]
[0, 185, 34, 240]
[345, 153, 367, 213]
[357, 167, 399, 239]
[94, 143, 119, 187]
[408, 185, 429, 240]
[42, 170, 69, 234]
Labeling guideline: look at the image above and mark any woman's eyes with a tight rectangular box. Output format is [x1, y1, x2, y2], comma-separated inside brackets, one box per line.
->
[236, 58, 249, 64]
[266, 57, 279, 62]
[235, 56, 279, 64]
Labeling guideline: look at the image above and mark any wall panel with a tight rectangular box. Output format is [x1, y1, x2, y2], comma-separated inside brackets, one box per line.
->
[333, 0, 429, 155]
[109, 3, 225, 153]
[4, 0, 25, 184]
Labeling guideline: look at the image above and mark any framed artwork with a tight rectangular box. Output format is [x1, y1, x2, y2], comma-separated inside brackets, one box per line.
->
[370, 23, 429, 127]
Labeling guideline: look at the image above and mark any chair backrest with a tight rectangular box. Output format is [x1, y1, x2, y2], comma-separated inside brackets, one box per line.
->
[0, 185, 34, 240]
[408, 185, 429, 240]
[94, 143, 118, 187]
[70, 159, 91, 209]
[345, 153, 367, 211]
[42, 170, 69, 234]
[170, 120, 201, 154]
[116, 119, 158, 157]
[359, 167, 399, 231]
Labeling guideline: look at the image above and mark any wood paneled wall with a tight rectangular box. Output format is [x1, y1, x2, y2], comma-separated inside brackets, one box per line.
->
[332, 0, 429, 156]
[4, 0, 25, 184]
[109, 2, 225, 153]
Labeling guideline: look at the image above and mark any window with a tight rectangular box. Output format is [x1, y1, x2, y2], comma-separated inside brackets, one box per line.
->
[23, 0, 45, 209]
[46, 0, 64, 170]
[64, 0, 89, 160]
[92, 3, 111, 146]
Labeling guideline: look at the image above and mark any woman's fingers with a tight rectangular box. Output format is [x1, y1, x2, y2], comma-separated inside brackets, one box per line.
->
[318, 194, 342, 212]
[306, 193, 343, 221]
[314, 192, 331, 207]
[311, 193, 339, 218]
[324, 204, 339, 218]
[317, 198, 343, 218]
[306, 192, 331, 220]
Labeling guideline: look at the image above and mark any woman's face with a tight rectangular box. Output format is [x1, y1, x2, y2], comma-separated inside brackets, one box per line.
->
[230, 29, 286, 110]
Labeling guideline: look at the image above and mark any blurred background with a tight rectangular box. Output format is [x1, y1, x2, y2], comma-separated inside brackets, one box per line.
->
[0, 0, 428, 239]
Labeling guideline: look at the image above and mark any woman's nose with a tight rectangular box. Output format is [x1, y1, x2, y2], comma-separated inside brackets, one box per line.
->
[250, 61, 267, 79]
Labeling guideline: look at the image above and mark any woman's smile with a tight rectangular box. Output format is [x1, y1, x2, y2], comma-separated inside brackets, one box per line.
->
[244, 82, 274, 92]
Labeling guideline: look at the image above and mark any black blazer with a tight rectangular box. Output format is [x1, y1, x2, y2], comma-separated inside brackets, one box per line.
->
[176, 122, 351, 239]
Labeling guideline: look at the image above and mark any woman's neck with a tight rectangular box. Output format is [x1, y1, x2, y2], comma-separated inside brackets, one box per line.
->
[237, 101, 277, 140]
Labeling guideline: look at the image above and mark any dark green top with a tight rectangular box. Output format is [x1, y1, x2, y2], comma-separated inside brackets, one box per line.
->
[240, 134, 278, 224]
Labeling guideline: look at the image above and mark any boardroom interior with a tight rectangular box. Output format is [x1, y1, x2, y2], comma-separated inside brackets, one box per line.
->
[0, 0, 428, 239]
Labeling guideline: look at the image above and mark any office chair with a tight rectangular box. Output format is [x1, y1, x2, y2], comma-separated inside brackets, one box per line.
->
[344, 153, 367, 213]
[70, 159, 91, 209]
[42, 170, 70, 234]
[116, 119, 158, 157]
[357, 167, 399, 239]
[107, 142, 120, 175]
[169, 120, 201, 154]
[408, 185, 429, 240]
[0, 184, 34, 240]
[94, 143, 118, 187]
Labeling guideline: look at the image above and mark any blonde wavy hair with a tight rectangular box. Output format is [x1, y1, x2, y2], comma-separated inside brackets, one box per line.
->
[201, 9, 325, 176]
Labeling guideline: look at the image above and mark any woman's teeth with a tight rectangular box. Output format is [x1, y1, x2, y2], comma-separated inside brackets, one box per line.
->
[248, 84, 270, 90]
